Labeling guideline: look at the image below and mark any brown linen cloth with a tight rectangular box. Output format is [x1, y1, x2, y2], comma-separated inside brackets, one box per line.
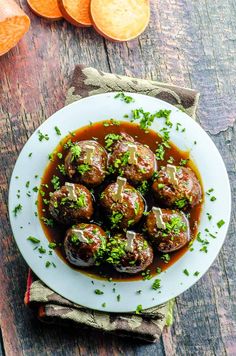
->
[25, 65, 199, 343]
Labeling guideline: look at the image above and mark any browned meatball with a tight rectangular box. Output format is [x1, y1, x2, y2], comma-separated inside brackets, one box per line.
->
[108, 135, 156, 185]
[64, 223, 107, 267]
[106, 232, 153, 274]
[65, 140, 108, 186]
[49, 183, 93, 225]
[100, 181, 144, 229]
[152, 166, 202, 209]
[146, 208, 190, 253]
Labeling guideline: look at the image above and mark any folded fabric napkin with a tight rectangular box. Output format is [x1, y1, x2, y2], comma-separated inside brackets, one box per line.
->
[24, 65, 199, 343]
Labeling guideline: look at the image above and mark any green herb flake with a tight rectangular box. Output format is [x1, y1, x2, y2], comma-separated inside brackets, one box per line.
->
[41, 217, 54, 227]
[217, 219, 225, 228]
[135, 304, 143, 314]
[210, 196, 216, 202]
[206, 213, 212, 221]
[77, 164, 90, 175]
[183, 269, 190, 276]
[48, 242, 57, 249]
[13, 204, 22, 217]
[27, 236, 40, 244]
[38, 246, 46, 254]
[117, 294, 121, 302]
[115, 92, 135, 104]
[45, 261, 51, 268]
[104, 133, 122, 151]
[161, 254, 171, 264]
[51, 175, 60, 191]
[194, 271, 200, 277]
[54, 126, 61, 136]
[102, 302, 106, 308]
[94, 289, 104, 295]
[152, 279, 161, 290]
[38, 131, 49, 142]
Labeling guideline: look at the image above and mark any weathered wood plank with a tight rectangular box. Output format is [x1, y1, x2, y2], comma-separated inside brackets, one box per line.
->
[0, 0, 236, 355]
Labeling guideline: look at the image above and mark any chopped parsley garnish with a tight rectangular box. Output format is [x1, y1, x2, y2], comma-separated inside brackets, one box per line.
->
[117, 294, 121, 302]
[131, 108, 172, 131]
[45, 261, 51, 268]
[70, 145, 81, 161]
[38, 246, 46, 254]
[135, 304, 143, 314]
[41, 217, 54, 227]
[134, 202, 140, 215]
[110, 211, 123, 228]
[48, 242, 57, 249]
[194, 271, 200, 277]
[114, 92, 134, 103]
[102, 302, 106, 307]
[63, 139, 75, 149]
[76, 192, 86, 208]
[38, 131, 49, 142]
[137, 180, 149, 195]
[57, 153, 63, 159]
[210, 196, 216, 202]
[167, 156, 175, 164]
[103, 119, 121, 127]
[155, 144, 165, 160]
[13, 204, 22, 217]
[141, 269, 151, 280]
[28, 152, 32, 157]
[104, 133, 122, 151]
[206, 213, 212, 221]
[25, 181, 30, 188]
[51, 175, 60, 190]
[217, 219, 225, 228]
[179, 159, 189, 166]
[77, 164, 90, 175]
[106, 236, 126, 264]
[161, 254, 171, 264]
[27, 236, 40, 244]
[156, 267, 162, 274]
[183, 269, 189, 276]
[175, 198, 187, 209]
[152, 279, 161, 290]
[58, 164, 66, 175]
[54, 126, 61, 135]
[94, 289, 104, 295]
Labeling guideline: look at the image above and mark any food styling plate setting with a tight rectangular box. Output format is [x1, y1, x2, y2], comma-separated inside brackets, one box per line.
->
[8, 92, 231, 313]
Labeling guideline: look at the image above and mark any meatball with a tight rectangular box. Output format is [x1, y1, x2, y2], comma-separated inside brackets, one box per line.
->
[152, 165, 202, 209]
[146, 208, 190, 253]
[107, 232, 153, 274]
[65, 140, 108, 186]
[49, 183, 93, 225]
[64, 223, 107, 267]
[108, 134, 156, 185]
[100, 178, 144, 229]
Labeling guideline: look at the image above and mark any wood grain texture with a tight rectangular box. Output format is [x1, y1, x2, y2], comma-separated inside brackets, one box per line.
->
[0, 0, 236, 355]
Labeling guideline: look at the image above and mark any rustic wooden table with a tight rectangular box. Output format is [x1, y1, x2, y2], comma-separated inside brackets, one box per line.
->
[1, 1, 236, 355]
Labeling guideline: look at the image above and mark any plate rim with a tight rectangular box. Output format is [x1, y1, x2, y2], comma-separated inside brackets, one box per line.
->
[8, 92, 232, 312]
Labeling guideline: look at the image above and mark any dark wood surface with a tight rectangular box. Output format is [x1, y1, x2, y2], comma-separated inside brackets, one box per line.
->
[0, 0, 236, 355]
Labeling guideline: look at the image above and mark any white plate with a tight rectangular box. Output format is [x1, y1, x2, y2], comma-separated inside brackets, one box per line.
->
[8, 92, 231, 313]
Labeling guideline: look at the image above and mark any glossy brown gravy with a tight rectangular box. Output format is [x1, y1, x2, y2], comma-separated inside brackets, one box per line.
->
[38, 121, 203, 281]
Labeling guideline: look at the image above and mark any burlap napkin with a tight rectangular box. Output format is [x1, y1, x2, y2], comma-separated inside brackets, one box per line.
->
[24, 65, 199, 343]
